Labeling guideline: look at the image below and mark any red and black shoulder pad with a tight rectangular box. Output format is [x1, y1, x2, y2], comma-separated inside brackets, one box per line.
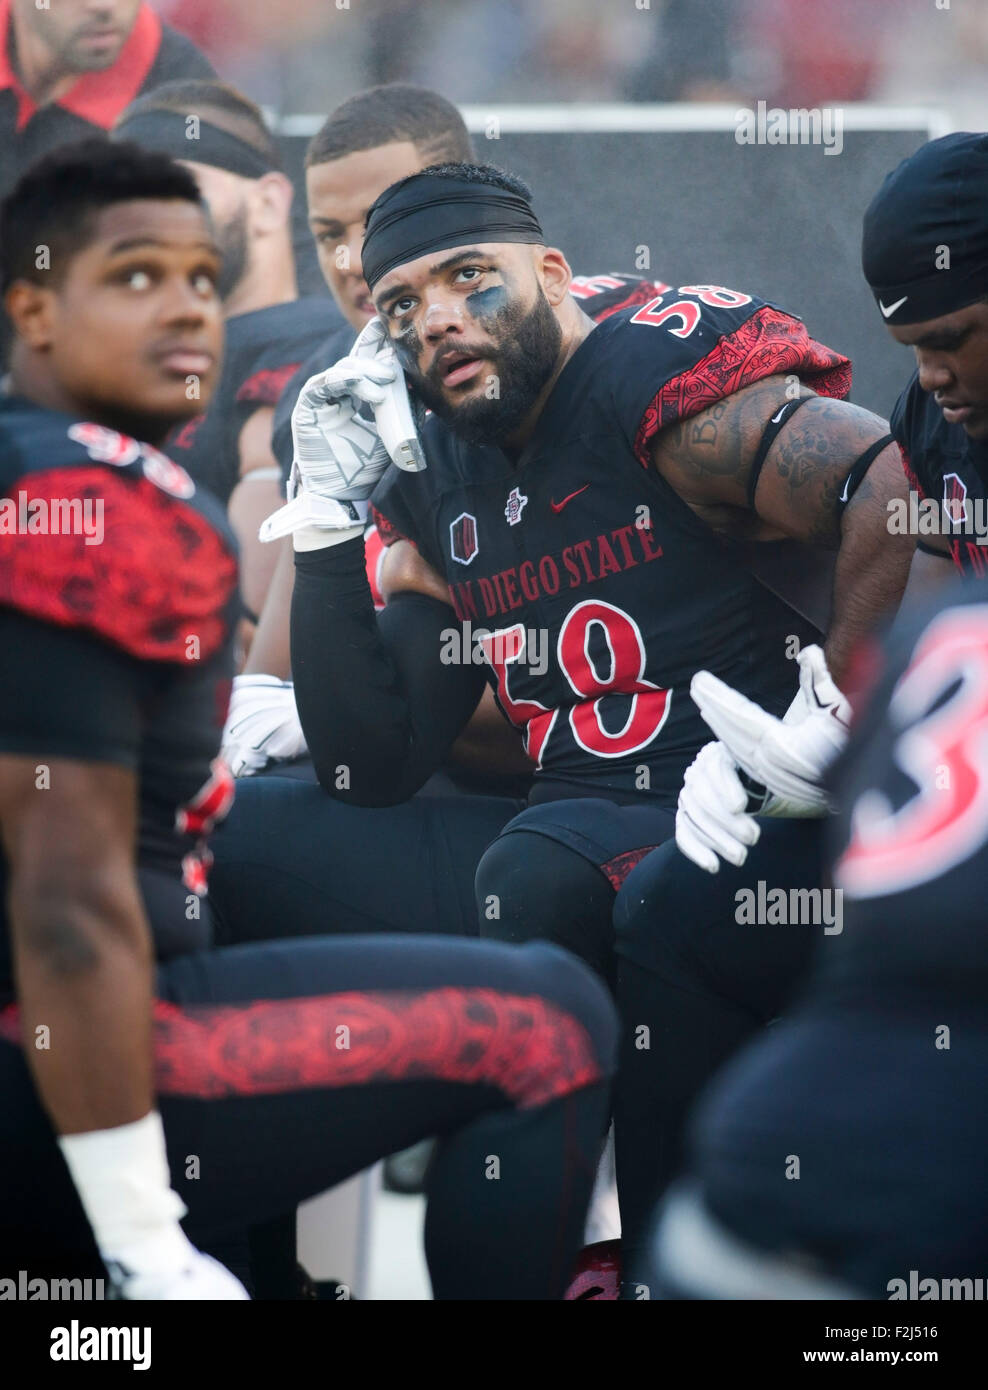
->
[0, 422, 238, 664]
[630, 302, 854, 466]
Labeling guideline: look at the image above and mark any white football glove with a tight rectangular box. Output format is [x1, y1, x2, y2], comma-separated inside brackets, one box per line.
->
[691, 645, 850, 813]
[676, 646, 851, 873]
[221, 674, 308, 777]
[259, 317, 424, 543]
[675, 740, 763, 875]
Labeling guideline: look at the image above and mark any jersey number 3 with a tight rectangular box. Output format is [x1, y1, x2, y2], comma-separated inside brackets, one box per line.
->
[836, 605, 988, 897]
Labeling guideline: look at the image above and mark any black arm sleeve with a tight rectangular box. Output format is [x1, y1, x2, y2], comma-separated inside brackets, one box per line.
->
[291, 537, 487, 806]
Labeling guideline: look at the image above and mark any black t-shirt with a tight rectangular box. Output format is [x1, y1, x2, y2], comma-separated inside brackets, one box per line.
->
[167, 297, 341, 506]
[372, 279, 850, 805]
[0, 397, 240, 998]
[890, 370, 988, 578]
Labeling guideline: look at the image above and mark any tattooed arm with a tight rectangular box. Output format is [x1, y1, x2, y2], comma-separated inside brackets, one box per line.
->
[651, 374, 914, 682]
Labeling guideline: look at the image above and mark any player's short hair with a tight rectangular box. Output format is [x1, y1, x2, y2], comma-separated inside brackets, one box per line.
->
[406, 161, 532, 202]
[118, 79, 282, 171]
[305, 84, 474, 171]
[0, 138, 203, 292]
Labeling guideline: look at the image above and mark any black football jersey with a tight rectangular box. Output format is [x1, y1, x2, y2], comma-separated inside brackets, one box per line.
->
[0, 396, 240, 926]
[372, 281, 851, 805]
[890, 370, 988, 577]
[823, 578, 988, 1010]
[167, 296, 341, 506]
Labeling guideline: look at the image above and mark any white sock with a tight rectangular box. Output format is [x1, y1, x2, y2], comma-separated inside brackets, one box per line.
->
[57, 1111, 190, 1266]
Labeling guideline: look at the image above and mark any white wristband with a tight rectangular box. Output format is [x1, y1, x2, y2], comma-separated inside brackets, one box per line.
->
[57, 1111, 189, 1263]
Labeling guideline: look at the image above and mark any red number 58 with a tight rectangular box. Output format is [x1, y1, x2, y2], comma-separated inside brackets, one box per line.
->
[629, 283, 753, 338]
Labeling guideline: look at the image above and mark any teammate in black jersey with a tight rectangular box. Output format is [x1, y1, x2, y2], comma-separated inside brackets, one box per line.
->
[862, 131, 988, 589]
[0, 138, 616, 1299]
[207, 106, 663, 1262]
[307, 162, 909, 806]
[615, 131, 988, 1293]
[279, 160, 909, 930]
[112, 79, 342, 633]
[243, 159, 915, 1288]
[650, 578, 988, 1298]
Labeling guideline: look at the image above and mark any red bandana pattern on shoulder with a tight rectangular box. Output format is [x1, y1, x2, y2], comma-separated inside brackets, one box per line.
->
[633, 304, 853, 466]
[0, 466, 237, 663]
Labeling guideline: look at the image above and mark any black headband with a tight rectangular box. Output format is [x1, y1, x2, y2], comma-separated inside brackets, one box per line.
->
[862, 131, 988, 326]
[362, 173, 545, 292]
[113, 110, 278, 180]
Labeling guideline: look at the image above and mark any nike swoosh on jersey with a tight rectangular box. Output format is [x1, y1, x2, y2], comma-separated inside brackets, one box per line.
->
[879, 295, 908, 319]
[550, 485, 590, 512]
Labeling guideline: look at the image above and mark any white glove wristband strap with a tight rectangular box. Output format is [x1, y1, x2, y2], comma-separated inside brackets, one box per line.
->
[58, 1111, 189, 1261]
[259, 493, 367, 545]
[294, 521, 365, 551]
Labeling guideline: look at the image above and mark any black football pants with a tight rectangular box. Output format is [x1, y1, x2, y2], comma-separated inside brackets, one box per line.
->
[611, 819, 826, 1293]
[208, 776, 825, 1297]
[0, 927, 615, 1300]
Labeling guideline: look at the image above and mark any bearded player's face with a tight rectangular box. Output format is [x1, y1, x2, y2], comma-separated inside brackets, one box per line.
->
[373, 241, 563, 445]
[31, 200, 223, 435]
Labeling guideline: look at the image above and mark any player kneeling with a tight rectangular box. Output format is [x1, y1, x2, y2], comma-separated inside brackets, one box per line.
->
[0, 141, 615, 1300]
[653, 584, 988, 1297]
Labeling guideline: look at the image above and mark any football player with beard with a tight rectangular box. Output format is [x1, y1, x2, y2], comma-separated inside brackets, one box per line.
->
[246, 160, 914, 1289]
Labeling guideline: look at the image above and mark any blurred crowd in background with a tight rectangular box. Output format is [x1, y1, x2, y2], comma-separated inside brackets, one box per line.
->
[159, 0, 987, 129]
